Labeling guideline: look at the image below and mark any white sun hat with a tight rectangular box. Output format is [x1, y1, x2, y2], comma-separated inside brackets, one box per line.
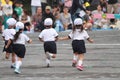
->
[16, 22, 24, 29]
[74, 18, 83, 25]
[6, 18, 17, 26]
[44, 18, 53, 26]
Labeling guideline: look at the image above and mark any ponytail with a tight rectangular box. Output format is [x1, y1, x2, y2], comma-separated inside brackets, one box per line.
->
[14, 29, 22, 41]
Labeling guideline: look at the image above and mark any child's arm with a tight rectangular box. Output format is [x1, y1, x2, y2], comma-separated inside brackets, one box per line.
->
[59, 36, 71, 40]
[27, 39, 32, 43]
[2, 36, 5, 41]
[39, 38, 44, 42]
[87, 38, 94, 43]
[55, 36, 58, 41]
[5, 39, 12, 49]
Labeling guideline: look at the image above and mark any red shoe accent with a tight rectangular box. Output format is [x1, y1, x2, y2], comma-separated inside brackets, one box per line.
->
[76, 65, 83, 71]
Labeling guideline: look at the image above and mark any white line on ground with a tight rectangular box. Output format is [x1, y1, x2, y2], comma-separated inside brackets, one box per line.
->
[27, 43, 120, 46]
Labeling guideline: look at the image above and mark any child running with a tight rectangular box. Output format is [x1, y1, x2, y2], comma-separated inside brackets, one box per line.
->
[38, 18, 58, 67]
[13, 22, 32, 74]
[59, 18, 93, 71]
[2, 18, 17, 68]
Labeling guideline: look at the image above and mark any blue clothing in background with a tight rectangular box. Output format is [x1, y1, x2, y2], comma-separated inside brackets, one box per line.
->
[54, 20, 64, 32]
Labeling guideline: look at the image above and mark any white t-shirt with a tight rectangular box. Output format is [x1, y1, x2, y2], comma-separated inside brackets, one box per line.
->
[31, 0, 41, 6]
[2, 4, 13, 15]
[39, 28, 58, 42]
[14, 33, 30, 45]
[2, 29, 16, 40]
[69, 29, 89, 40]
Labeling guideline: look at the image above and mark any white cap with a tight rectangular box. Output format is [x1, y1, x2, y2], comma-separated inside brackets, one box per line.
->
[6, 18, 17, 26]
[16, 22, 24, 29]
[44, 18, 53, 26]
[74, 18, 83, 25]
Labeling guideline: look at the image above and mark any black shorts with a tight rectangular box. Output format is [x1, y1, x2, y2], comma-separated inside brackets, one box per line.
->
[44, 41, 57, 54]
[72, 40, 86, 54]
[3, 40, 13, 53]
[13, 44, 26, 58]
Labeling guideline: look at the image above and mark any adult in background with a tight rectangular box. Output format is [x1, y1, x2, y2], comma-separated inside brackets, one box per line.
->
[19, 9, 31, 31]
[31, 0, 41, 16]
[107, 0, 118, 14]
[107, 0, 118, 25]
[41, 0, 47, 13]
[2, 0, 13, 29]
[42, 6, 55, 29]
[32, 7, 43, 32]
[60, 6, 73, 30]
[70, 0, 86, 21]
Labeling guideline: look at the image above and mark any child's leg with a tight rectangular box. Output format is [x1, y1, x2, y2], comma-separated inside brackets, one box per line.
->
[72, 53, 78, 67]
[45, 52, 56, 67]
[11, 53, 16, 68]
[45, 52, 51, 67]
[48, 53, 56, 58]
[14, 57, 22, 74]
[76, 53, 84, 71]
[77, 54, 84, 66]
[5, 52, 10, 59]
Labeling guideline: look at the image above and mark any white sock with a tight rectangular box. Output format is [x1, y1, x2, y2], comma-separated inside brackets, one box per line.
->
[46, 59, 50, 64]
[78, 60, 83, 66]
[73, 54, 78, 61]
[15, 61, 22, 69]
[48, 53, 54, 57]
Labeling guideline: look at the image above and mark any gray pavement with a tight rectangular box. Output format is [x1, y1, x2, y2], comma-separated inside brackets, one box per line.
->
[0, 30, 120, 80]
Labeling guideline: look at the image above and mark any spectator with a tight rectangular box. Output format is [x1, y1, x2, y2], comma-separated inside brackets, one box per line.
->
[41, 0, 48, 13]
[42, 6, 55, 29]
[60, 6, 72, 30]
[83, 10, 93, 30]
[90, 0, 100, 11]
[100, 0, 107, 13]
[31, 0, 41, 16]
[59, 0, 64, 12]
[32, 7, 43, 32]
[92, 5, 104, 29]
[64, 0, 72, 9]
[14, 1, 23, 17]
[54, 12, 64, 32]
[107, 0, 118, 25]
[1, 0, 13, 6]
[19, 9, 31, 31]
[70, 0, 86, 21]
[118, 0, 120, 14]
[52, 5, 60, 17]
[107, 0, 118, 13]
[2, 0, 13, 29]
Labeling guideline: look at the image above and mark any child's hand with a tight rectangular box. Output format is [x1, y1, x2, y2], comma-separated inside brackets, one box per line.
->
[89, 39, 94, 43]
[87, 38, 94, 43]
[28, 39, 32, 43]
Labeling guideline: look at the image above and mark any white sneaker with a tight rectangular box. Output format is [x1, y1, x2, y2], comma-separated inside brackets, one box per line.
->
[14, 68, 21, 74]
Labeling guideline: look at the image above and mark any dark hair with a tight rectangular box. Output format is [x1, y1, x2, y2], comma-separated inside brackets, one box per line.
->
[14, 29, 23, 41]
[45, 25, 51, 28]
[72, 25, 84, 33]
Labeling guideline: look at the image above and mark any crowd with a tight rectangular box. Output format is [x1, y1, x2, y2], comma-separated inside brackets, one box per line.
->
[0, 0, 120, 33]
